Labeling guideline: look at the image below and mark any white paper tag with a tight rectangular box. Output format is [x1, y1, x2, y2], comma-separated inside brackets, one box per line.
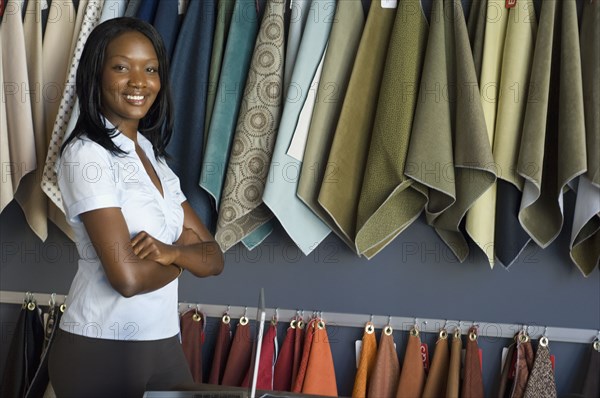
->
[178, 0, 188, 15]
[355, 340, 362, 369]
[381, 0, 398, 8]
[41, 0, 49, 11]
[501, 347, 509, 369]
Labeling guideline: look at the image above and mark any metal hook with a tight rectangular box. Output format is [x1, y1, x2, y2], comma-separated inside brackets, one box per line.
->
[543, 326, 548, 337]
[243, 306, 248, 317]
[387, 315, 392, 326]
[226, 305, 231, 314]
[369, 314, 374, 323]
[443, 319, 448, 330]
[49, 293, 56, 307]
[274, 307, 279, 321]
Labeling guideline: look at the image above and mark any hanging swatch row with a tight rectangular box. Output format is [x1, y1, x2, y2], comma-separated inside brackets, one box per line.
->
[178, 308, 600, 398]
[1, 0, 598, 274]
[2, 296, 599, 398]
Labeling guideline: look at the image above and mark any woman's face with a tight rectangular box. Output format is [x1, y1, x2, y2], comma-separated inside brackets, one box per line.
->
[101, 31, 161, 131]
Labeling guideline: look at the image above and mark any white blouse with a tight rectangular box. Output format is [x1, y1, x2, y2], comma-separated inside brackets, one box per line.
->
[56, 129, 186, 341]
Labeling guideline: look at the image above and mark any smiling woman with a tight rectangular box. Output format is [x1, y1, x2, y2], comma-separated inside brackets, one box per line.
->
[101, 31, 161, 136]
[48, 17, 224, 398]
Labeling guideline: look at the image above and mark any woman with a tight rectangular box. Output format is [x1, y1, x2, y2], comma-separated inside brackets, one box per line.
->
[48, 17, 224, 397]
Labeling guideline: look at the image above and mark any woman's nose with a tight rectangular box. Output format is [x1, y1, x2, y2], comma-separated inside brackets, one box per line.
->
[127, 72, 146, 89]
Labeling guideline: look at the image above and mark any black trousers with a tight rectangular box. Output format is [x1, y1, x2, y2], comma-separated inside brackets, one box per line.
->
[48, 329, 193, 398]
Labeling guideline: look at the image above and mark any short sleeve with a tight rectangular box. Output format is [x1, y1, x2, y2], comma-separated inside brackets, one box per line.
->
[57, 140, 121, 222]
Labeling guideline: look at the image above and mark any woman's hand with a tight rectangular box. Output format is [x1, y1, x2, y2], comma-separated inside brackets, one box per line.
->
[131, 231, 178, 266]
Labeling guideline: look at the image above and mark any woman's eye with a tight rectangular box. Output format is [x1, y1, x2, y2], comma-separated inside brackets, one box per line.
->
[147, 67, 158, 73]
[113, 65, 127, 71]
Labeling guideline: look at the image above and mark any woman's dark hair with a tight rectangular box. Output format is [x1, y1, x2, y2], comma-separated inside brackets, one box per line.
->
[61, 17, 173, 158]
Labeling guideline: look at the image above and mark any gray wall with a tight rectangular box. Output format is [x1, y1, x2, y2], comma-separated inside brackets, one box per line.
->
[1, 0, 599, 396]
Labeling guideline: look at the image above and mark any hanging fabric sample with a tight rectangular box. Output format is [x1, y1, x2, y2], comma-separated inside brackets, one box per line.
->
[465, 0, 509, 268]
[462, 327, 484, 398]
[0, 0, 37, 214]
[395, 327, 426, 398]
[153, 0, 182, 60]
[262, 0, 335, 255]
[208, 313, 232, 385]
[405, 0, 495, 263]
[580, 341, 600, 398]
[317, 0, 396, 253]
[135, 0, 159, 22]
[167, 0, 217, 231]
[205, 0, 236, 143]
[42, 0, 76, 149]
[571, 0, 600, 276]
[200, 0, 260, 233]
[40, 0, 103, 240]
[354, 0, 429, 259]
[446, 328, 462, 398]
[0, 297, 45, 398]
[296, 0, 365, 250]
[523, 337, 557, 398]
[517, 0, 587, 249]
[497, 335, 517, 398]
[493, 0, 537, 268]
[0, 15, 9, 215]
[214, 0, 286, 252]
[244, 320, 278, 389]
[13, 0, 48, 242]
[301, 319, 337, 397]
[125, 0, 142, 16]
[283, 0, 312, 99]
[368, 325, 399, 398]
[222, 317, 253, 387]
[273, 318, 297, 391]
[180, 309, 205, 383]
[352, 322, 377, 398]
[422, 329, 449, 398]
[466, 0, 487, 82]
[291, 317, 305, 388]
[25, 300, 64, 398]
[292, 318, 316, 392]
[405, 0, 456, 232]
[511, 332, 535, 398]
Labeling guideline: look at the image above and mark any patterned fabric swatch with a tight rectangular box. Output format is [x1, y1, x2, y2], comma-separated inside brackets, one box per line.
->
[215, 0, 285, 252]
[523, 343, 557, 398]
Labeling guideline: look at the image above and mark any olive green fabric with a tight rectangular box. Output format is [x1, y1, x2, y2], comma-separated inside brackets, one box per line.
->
[406, 0, 494, 263]
[215, 0, 285, 252]
[467, 0, 487, 82]
[405, 0, 456, 226]
[317, 1, 396, 253]
[354, 0, 429, 259]
[296, 0, 365, 250]
[466, 0, 509, 268]
[420, 0, 496, 262]
[518, 0, 587, 248]
[204, 0, 236, 148]
[570, 0, 600, 276]
[492, 0, 537, 268]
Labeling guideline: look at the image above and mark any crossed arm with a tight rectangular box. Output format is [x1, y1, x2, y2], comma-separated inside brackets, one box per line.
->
[81, 201, 224, 298]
